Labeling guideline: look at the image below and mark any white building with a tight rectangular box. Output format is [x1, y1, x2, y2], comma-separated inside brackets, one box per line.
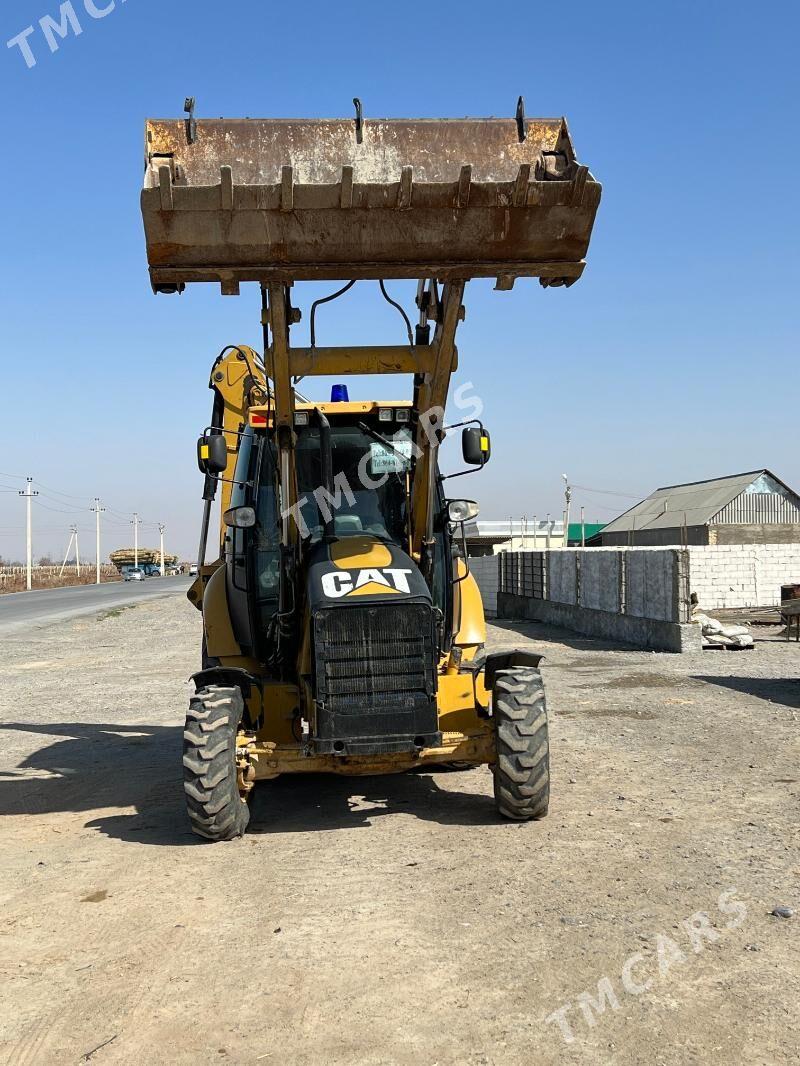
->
[464, 519, 566, 557]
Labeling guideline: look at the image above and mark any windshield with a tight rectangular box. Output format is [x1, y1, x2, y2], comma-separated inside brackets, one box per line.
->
[294, 423, 412, 545]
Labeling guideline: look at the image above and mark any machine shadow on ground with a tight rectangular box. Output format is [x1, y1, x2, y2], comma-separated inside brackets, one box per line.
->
[247, 769, 498, 835]
[0, 722, 499, 845]
[0, 721, 197, 847]
[690, 675, 800, 709]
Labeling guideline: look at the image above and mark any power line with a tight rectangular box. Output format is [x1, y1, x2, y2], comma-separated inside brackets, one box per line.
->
[573, 483, 643, 499]
[36, 489, 92, 506]
[0, 468, 178, 573]
[35, 500, 88, 515]
[32, 480, 94, 503]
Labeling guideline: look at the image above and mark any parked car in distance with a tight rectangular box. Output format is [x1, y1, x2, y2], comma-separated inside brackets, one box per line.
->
[189, 563, 199, 576]
[124, 568, 145, 582]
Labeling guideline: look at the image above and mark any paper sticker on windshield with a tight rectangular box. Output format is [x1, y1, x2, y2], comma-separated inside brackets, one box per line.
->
[370, 439, 412, 475]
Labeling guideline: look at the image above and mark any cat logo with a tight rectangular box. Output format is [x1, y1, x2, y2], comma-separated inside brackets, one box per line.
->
[321, 567, 413, 599]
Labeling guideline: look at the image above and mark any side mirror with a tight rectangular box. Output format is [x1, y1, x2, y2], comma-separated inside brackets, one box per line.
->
[447, 499, 479, 524]
[197, 433, 228, 474]
[223, 506, 256, 529]
[462, 426, 491, 466]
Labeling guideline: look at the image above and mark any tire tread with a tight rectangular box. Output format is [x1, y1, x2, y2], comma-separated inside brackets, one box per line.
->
[182, 685, 250, 841]
[492, 667, 550, 821]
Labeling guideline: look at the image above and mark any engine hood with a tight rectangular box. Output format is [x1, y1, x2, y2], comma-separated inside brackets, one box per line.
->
[306, 535, 431, 611]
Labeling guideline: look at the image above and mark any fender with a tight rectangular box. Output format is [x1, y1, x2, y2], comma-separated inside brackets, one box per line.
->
[191, 666, 259, 696]
[203, 564, 244, 659]
[453, 559, 486, 650]
[483, 650, 544, 689]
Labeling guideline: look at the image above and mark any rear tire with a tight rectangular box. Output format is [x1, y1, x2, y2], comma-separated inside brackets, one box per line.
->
[492, 667, 550, 821]
[183, 685, 250, 841]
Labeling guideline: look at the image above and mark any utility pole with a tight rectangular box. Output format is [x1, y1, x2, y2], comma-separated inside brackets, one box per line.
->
[159, 523, 166, 577]
[546, 513, 551, 550]
[74, 525, 80, 576]
[91, 498, 105, 584]
[580, 505, 586, 547]
[562, 473, 572, 547]
[19, 478, 38, 591]
[59, 526, 76, 578]
[131, 513, 141, 569]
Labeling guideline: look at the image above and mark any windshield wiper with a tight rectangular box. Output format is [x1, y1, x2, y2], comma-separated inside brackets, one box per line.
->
[357, 421, 412, 459]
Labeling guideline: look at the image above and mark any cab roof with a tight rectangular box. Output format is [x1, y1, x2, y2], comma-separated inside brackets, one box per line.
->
[249, 400, 412, 426]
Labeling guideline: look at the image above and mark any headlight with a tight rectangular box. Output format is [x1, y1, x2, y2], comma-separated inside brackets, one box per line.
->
[223, 506, 257, 529]
[447, 499, 479, 523]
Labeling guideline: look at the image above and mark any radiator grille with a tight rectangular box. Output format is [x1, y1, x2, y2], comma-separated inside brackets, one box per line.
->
[313, 603, 438, 743]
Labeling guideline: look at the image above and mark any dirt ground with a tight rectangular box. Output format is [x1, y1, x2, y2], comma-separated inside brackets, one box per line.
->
[1, 594, 798, 1065]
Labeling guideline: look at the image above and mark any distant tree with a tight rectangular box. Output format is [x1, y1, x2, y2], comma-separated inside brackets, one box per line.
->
[38, 554, 53, 566]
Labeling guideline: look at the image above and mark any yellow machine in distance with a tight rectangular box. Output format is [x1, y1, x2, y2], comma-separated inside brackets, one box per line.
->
[141, 102, 601, 838]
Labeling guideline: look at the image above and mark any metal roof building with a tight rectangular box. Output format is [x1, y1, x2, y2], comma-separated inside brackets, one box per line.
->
[600, 470, 800, 546]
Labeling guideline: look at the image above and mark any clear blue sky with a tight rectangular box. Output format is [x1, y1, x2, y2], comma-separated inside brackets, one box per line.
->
[1, 0, 798, 562]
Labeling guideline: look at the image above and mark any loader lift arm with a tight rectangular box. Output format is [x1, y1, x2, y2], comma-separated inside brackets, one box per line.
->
[259, 278, 467, 566]
[145, 104, 602, 585]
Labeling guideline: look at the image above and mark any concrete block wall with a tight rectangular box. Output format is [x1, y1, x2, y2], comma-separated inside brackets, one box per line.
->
[687, 544, 800, 609]
[625, 550, 682, 621]
[493, 544, 800, 615]
[495, 547, 698, 652]
[468, 555, 499, 618]
[548, 551, 578, 605]
[497, 547, 688, 624]
[492, 541, 800, 648]
[579, 550, 622, 612]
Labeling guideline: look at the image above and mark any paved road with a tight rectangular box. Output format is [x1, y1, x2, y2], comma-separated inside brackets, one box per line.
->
[0, 576, 192, 633]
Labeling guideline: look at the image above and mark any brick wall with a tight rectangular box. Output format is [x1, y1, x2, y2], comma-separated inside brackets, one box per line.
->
[687, 544, 800, 609]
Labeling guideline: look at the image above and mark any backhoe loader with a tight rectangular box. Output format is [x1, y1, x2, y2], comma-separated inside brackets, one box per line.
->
[140, 100, 601, 839]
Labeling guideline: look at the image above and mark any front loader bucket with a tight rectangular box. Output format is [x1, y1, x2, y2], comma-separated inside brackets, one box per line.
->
[141, 114, 601, 294]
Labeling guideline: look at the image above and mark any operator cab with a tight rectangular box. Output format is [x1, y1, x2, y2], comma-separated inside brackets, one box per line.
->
[293, 400, 414, 545]
[204, 389, 490, 681]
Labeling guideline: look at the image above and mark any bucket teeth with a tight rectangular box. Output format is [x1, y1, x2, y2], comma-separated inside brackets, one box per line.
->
[142, 116, 599, 289]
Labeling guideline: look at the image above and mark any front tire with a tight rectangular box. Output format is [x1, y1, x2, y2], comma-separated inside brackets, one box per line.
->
[183, 685, 250, 841]
[492, 667, 550, 821]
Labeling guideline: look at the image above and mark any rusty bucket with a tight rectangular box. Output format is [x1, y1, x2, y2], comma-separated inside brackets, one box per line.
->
[141, 111, 601, 294]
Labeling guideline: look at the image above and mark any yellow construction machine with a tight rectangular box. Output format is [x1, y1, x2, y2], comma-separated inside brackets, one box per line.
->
[140, 99, 601, 839]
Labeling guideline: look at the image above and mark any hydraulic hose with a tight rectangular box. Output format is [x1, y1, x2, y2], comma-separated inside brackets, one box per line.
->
[314, 408, 335, 542]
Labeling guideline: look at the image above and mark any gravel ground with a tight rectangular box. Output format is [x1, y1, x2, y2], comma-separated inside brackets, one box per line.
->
[1, 594, 798, 1065]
